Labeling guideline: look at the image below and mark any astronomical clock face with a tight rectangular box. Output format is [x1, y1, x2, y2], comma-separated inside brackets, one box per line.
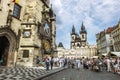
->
[44, 40, 50, 51]
[23, 30, 31, 37]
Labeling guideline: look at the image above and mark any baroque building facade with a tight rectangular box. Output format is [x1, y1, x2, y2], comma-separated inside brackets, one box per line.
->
[57, 23, 97, 58]
[96, 21, 120, 57]
[0, 0, 56, 67]
[111, 21, 120, 52]
[96, 27, 114, 56]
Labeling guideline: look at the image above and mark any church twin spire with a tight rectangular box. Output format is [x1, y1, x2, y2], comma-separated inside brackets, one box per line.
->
[71, 22, 87, 48]
[71, 22, 87, 34]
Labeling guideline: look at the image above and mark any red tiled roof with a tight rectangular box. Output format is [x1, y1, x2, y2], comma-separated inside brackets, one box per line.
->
[106, 27, 113, 34]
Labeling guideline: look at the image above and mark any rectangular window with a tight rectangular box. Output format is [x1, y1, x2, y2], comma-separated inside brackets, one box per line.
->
[13, 3, 21, 19]
[23, 50, 29, 58]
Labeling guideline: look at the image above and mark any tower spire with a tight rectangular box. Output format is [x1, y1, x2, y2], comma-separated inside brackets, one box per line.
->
[72, 25, 75, 34]
[80, 22, 87, 34]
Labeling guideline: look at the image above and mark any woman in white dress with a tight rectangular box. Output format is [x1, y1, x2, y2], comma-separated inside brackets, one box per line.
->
[76, 58, 81, 70]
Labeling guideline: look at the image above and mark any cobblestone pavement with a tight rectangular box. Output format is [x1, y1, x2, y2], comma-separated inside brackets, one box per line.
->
[42, 68, 120, 80]
[0, 66, 62, 80]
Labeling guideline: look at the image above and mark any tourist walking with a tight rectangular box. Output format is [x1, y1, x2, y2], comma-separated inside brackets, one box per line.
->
[113, 58, 119, 73]
[76, 58, 81, 70]
[36, 56, 40, 67]
[45, 57, 50, 71]
[50, 56, 54, 70]
[107, 58, 112, 72]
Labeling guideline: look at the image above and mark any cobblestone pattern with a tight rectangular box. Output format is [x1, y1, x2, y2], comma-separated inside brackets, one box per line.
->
[0, 66, 57, 80]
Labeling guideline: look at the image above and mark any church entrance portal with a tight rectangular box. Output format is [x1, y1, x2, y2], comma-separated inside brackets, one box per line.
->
[0, 36, 10, 66]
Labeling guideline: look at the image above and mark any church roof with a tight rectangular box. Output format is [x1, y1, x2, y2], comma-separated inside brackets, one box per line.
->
[106, 27, 113, 34]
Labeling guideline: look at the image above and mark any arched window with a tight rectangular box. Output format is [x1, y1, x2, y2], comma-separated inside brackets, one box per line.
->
[82, 35, 84, 38]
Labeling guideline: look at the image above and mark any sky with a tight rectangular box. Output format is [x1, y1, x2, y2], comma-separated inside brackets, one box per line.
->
[50, 0, 120, 49]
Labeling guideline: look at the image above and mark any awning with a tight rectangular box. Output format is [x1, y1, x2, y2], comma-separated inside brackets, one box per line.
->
[111, 52, 120, 57]
[102, 53, 107, 56]
[93, 56, 98, 58]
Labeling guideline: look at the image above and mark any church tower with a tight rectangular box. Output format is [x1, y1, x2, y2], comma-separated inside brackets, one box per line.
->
[70, 25, 76, 49]
[80, 22, 87, 47]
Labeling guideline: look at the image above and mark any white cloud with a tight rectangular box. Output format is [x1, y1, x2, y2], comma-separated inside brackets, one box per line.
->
[50, 0, 120, 49]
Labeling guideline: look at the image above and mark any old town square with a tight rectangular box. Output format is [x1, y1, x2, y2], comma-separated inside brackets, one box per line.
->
[0, 0, 120, 80]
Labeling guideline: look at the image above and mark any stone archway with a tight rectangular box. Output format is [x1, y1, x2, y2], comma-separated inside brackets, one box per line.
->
[0, 36, 10, 66]
[0, 28, 17, 67]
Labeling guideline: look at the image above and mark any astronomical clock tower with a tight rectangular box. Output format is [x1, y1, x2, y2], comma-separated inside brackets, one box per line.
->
[17, 0, 56, 67]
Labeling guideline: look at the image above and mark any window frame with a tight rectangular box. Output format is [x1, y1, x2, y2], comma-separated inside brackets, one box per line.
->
[23, 50, 29, 58]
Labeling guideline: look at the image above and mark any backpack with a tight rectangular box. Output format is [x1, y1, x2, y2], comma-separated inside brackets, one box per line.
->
[50, 59, 54, 64]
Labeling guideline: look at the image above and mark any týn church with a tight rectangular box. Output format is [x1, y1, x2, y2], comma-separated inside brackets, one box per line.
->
[57, 23, 97, 58]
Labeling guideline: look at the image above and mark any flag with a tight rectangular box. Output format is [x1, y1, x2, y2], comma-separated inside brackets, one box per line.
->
[12, 0, 15, 2]
[12, 0, 19, 3]
[15, 0, 19, 3]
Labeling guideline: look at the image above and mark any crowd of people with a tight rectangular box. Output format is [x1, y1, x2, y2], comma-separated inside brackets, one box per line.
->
[35, 56, 120, 75]
[81, 57, 120, 74]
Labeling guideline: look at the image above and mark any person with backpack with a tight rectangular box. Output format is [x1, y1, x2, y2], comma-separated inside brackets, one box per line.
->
[50, 56, 54, 70]
[36, 56, 40, 67]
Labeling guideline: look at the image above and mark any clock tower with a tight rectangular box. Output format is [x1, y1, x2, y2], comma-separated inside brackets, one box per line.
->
[80, 22, 87, 47]
[70, 25, 76, 49]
